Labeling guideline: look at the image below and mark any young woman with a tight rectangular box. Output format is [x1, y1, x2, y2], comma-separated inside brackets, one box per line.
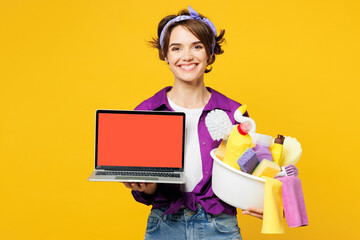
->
[124, 6, 263, 239]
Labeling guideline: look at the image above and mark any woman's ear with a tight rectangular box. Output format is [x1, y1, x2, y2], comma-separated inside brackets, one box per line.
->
[164, 57, 169, 64]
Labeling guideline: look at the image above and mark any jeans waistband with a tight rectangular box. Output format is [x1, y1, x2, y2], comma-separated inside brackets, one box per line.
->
[159, 204, 212, 222]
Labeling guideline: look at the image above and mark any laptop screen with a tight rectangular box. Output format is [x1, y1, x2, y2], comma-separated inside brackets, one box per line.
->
[95, 110, 185, 171]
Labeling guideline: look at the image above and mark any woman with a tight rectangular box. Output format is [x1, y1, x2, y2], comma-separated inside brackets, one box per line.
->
[124, 6, 263, 239]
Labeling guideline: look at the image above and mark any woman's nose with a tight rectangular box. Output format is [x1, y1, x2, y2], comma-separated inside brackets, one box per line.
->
[182, 48, 194, 61]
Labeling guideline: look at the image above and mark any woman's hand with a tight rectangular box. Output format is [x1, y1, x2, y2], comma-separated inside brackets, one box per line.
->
[242, 207, 263, 220]
[123, 182, 157, 195]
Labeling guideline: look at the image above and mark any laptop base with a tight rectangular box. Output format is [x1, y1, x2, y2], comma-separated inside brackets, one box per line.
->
[88, 170, 185, 184]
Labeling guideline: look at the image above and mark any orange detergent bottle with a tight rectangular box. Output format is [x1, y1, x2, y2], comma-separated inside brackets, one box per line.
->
[222, 121, 253, 170]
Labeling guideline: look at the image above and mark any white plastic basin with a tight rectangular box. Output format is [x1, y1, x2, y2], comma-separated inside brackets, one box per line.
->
[211, 149, 265, 210]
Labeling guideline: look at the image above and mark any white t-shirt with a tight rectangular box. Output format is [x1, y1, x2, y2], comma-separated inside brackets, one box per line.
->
[168, 98, 203, 192]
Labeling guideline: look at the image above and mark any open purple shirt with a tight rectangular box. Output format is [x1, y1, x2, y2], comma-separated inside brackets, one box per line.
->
[132, 86, 248, 215]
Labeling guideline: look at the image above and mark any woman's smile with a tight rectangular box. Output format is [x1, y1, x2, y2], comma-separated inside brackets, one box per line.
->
[178, 63, 198, 71]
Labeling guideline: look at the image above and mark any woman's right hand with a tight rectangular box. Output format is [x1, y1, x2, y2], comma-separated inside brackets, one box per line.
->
[123, 182, 157, 195]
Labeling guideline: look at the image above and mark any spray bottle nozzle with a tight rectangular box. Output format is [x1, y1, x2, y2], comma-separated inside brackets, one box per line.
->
[234, 105, 247, 123]
[237, 105, 248, 115]
[234, 104, 256, 133]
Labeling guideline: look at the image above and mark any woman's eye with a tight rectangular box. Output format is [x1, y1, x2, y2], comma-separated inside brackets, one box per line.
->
[171, 47, 180, 51]
[194, 45, 203, 49]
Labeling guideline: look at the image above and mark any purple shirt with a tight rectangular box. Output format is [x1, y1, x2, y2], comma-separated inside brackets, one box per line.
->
[132, 86, 248, 215]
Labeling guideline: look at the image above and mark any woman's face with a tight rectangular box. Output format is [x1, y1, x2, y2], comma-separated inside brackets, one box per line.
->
[165, 25, 208, 84]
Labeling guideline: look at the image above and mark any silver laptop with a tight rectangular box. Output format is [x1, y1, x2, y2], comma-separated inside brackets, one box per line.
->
[88, 109, 185, 184]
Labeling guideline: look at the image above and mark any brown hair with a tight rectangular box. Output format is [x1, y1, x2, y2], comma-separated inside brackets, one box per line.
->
[149, 9, 225, 73]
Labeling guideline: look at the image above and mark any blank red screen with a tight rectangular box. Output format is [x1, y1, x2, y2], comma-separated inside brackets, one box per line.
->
[97, 113, 184, 168]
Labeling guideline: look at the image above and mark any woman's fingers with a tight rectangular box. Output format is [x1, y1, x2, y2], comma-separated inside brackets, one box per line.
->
[242, 211, 263, 219]
[138, 182, 147, 191]
[247, 207, 263, 215]
[123, 182, 141, 191]
[123, 182, 157, 194]
[242, 207, 264, 220]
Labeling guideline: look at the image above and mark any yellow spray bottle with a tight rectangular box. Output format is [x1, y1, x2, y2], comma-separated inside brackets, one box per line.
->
[222, 121, 253, 170]
[271, 135, 285, 165]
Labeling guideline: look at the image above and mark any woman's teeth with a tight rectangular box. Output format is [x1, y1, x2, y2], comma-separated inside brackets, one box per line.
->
[179, 64, 196, 70]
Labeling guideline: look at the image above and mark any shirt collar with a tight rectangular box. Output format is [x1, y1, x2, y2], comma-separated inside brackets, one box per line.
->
[150, 86, 173, 110]
[151, 86, 231, 112]
[203, 87, 231, 112]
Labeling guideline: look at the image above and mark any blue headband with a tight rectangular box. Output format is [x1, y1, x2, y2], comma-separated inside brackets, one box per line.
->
[159, 6, 217, 55]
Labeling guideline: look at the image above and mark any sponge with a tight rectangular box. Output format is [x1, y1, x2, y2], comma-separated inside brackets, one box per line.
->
[279, 136, 302, 167]
[236, 148, 259, 173]
[252, 159, 281, 178]
[215, 140, 227, 161]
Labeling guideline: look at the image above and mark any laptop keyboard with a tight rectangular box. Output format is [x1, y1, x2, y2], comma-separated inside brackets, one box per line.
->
[96, 171, 180, 178]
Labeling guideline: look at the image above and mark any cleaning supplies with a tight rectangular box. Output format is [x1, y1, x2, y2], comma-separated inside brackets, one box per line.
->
[222, 121, 253, 170]
[205, 109, 233, 141]
[252, 133, 273, 162]
[279, 136, 302, 167]
[271, 135, 285, 165]
[252, 159, 281, 178]
[236, 148, 259, 173]
[215, 140, 227, 161]
[233, 105, 256, 133]
[275, 164, 299, 177]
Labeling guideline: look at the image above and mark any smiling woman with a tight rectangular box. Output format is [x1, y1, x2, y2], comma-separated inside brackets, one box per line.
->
[122, 6, 261, 240]
[149, 7, 225, 73]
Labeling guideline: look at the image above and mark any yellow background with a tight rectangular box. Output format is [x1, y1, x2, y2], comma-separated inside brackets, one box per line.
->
[1, 0, 359, 239]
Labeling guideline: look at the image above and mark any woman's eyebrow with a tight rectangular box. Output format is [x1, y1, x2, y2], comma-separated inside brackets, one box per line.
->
[169, 41, 203, 47]
[169, 43, 181, 47]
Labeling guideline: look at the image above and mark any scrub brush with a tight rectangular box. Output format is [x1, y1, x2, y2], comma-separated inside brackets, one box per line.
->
[275, 164, 299, 177]
[205, 109, 233, 141]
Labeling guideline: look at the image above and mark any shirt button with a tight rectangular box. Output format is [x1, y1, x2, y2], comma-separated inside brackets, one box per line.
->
[202, 142, 206, 146]
[205, 171, 209, 175]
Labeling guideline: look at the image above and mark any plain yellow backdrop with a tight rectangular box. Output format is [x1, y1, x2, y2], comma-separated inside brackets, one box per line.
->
[1, 0, 359, 239]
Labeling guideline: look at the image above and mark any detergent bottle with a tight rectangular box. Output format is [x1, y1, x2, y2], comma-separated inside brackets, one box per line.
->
[222, 121, 253, 170]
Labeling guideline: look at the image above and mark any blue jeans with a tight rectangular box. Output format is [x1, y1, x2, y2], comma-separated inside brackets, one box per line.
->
[144, 205, 242, 240]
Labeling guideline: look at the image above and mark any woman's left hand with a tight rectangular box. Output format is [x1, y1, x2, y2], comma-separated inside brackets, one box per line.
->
[242, 207, 263, 220]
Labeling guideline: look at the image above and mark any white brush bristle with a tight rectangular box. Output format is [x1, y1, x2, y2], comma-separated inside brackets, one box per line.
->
[205, 109, 233, 141]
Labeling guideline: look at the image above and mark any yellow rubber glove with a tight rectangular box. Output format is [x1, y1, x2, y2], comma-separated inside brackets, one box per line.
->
[261, 176, 285, 234]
